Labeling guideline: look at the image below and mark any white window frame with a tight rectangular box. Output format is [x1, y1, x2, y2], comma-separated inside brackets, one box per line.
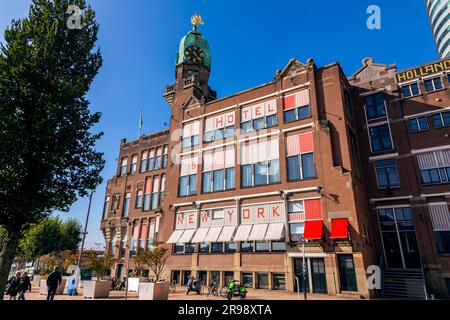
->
[401, 81, 421, 98]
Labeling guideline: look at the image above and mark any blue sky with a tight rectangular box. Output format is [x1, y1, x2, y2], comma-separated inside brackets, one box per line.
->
[0, 0, 437, 249]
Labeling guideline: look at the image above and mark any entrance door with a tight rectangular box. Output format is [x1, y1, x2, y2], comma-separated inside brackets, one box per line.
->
[311, 258, 328, 294]
[293, 258, 309, 293]
[378, 207, 421, 269]
[337, 255, 358, 292]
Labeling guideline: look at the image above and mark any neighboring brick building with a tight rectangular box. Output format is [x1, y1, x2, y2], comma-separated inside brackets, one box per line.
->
[349, 57, 450, 298]
[100, 18, 450, 299]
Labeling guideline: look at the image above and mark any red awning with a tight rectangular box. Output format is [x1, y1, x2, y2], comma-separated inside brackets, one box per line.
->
[303, 220, 323, 240]
[331, 218, 349, 239]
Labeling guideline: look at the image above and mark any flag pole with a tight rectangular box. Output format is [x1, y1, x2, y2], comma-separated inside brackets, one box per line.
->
[138, 111, 143, 139]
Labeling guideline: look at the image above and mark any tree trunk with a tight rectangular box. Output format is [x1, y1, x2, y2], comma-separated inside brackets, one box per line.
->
[0, 228, 20, 300]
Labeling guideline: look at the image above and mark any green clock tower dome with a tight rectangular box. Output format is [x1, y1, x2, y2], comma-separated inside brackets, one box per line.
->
[176, 13, 211, 69]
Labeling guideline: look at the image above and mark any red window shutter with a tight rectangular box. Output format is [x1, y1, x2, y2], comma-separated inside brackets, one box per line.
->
[330, 219, 349, 239]
[145, 179, 152, 194]
[303, 220, 323, 240]
[305, 199, 322, 220]
[300, 132, 314, 153]
[140, 224, 148, 240]
[283, 95, 296, 110]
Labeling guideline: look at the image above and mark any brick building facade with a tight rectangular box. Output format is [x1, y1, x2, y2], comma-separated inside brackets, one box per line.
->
[100, 21, 450, 299]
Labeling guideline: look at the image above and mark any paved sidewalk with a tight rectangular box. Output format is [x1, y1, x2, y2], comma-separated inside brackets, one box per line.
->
[3, 286, 359, 301]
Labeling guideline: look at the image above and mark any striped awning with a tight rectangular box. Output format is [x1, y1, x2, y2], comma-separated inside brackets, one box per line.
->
[166, 230, 184, 244]
[204, 226, 223, 243]
[429, 203, 450, 231]
[264, 223, 285, 241]
[217, 226, 236, 242]
[233, 225, 252, 242]
[248, 224, 269, 241]
[191, 228, 210, 243]
[177, 229, 196, 244]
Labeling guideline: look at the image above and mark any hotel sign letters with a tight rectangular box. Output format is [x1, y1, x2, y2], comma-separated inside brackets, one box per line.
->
[396, 59, 450, 83]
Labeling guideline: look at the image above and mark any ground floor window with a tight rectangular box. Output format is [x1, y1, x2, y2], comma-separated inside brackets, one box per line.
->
[198, 271, 207, 285]
[224, 272, 234, 286]
[435, 231, 450, 254]
[242, 273, 253, 288]
[272, 273, 286, 290]
[172, 270, 181, 284]
[183, 271, 191, 285]
[256, 272, 269, 289]
[210, 271, 220, 286]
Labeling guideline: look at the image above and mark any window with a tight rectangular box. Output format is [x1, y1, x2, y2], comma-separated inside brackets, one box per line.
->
[160, 175, 166, 205]
[140, 151, 148, 173]
[139, 224, 147, 251]
[143, 179, 152, 211]
[130, 155, 137, 174]
[135, 190, 143, 209]
[203, 148, 235, 193]
[369, 124, 393, 153]
[255, 241, 270, 252]
[289, 223, 305, 243]
[225, 242, 237, 253]
[283, 91, 311, 123]
[185, 244, 195, 253]
[147, 149, 155, 171]
[204, 112, 235, 143]
[435, 231, 450, 254]
[240, 242, 254, 252]
[409, 117, 429, 132]
[365, 93, 386, 120]
[433, 112, 450, 128]
[120, 158, 127, 176]
[256, 273, 269, 289]
[122, 193, 131, 218]
[102, 197, 110, 220]
[424, 77, 443, 92]
[211, 242, 224, 253]
[154, 147, 162, 170]
[271, 241, 286, 252]
[375, 159, 400, 189]
[242, 273, 253, 288]
[240, 138, 280, 188]
[147, 219, 155, 249]
[224, 272, 234, 286]
[286, 132, 316, 181]
[273, 273, 286, 290]
[241, 99, 278, 132]
[162, 146, 168, 168]
[179, 154, 198, 197]
[421, 168, 449, 185]
[417, 151, 450, 185]
[151, 177, 160, 210]
[182, 121, 200, 148]
[402, 83, 420, 97]
[199, 243, 210, 253]
[112, 194, 121, 212]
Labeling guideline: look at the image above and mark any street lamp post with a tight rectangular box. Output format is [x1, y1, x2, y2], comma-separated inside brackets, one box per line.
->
[124, 221, 134, 300]
[75, 191, 94, 293]
[302, 237, 307, 301]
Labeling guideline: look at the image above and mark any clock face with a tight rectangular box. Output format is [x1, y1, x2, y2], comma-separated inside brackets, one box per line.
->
[185, 45, 205, 64]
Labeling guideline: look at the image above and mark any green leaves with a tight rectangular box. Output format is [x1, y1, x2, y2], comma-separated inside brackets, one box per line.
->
[17, 216, 83, 260]
[0, 0, 104, 230]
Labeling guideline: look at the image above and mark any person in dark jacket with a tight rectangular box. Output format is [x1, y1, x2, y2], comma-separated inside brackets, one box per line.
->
[18, 273, 32, 300]
[6, 272, 21, 300]
[46, 267, 62, 301]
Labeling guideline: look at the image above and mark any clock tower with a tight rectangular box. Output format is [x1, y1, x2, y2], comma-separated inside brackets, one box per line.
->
[164, 13, 216, 108]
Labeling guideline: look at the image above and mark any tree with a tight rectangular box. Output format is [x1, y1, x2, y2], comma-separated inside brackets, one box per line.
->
[18, 216, 82, 260]
[133, 250, 148, 278]
[0, 226, 6, 253]
[84, 252, 115, 279]
[138, 244, 170, 282]
[0, 0, 104, 299]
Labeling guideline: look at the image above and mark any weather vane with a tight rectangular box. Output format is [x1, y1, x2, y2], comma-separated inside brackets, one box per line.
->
[191, 12, 204, 31]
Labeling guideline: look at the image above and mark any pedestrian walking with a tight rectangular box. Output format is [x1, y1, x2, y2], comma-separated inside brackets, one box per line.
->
[6, 272, 21, 300]
[46, 267, 62, 301]
[67, 276, 76, 296]
[18, 273, 32, 300]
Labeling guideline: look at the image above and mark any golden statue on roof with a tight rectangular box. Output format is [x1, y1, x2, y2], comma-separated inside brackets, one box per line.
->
[191, 12, 204, 30]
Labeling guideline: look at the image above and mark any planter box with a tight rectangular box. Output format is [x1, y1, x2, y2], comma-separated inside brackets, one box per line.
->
[128, 278, 140, 292]
[138, 282, 169, 300]
[83, 280, 112, 299]
[39, 279, 67, 295]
